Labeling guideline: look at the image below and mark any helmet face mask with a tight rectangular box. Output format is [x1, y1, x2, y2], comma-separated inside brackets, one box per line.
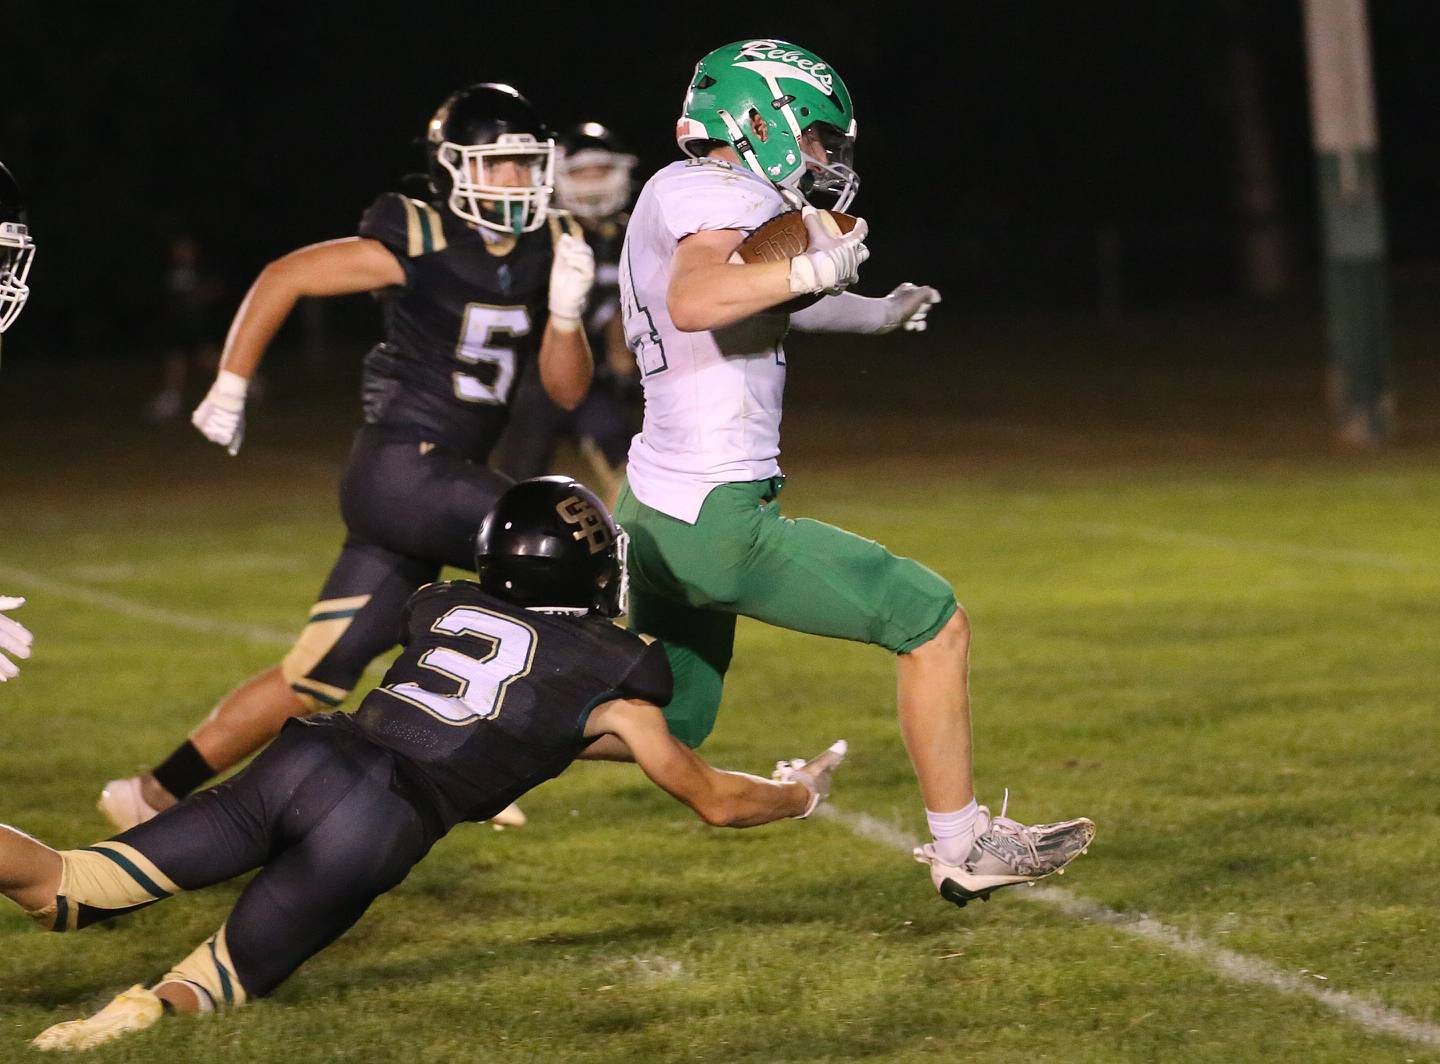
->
[0, 162, 32, 334]
[475, 477, 628, 617]
[426, 84, 555, 236]
[677, 39, 859, 211]
[555, 122, 637, 224]
[0, 225, 34, 334]
[435, 135, 555, 235]
[796, 121, 858, 210]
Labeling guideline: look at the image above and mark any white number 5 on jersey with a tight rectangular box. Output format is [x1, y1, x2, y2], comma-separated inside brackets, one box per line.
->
[454, 303, 531, 405]
[381, 606, 537, 725]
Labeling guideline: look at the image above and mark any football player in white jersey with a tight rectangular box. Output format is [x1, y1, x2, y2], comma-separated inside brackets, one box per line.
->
[609, 40, 1094, 907]
[1, 160, 37, 682]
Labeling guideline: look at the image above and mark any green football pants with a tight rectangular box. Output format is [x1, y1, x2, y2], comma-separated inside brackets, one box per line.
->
[615, 476, 957, 748]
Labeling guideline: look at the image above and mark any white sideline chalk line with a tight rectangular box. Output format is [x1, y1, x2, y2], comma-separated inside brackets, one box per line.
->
[0, 563, 295, 645]
[0, 563, 389, 677]
[820, 808, 1440, 1049]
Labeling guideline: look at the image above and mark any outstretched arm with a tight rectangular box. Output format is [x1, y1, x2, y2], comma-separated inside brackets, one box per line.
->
[192, 238, 406, 454]
[219, 237, 406, 380]
[788, 284, 941, 335]
[584, 698, 844, 826]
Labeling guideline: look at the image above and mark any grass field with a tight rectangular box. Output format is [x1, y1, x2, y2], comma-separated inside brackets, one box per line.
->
[1, 308, 1438, 1062]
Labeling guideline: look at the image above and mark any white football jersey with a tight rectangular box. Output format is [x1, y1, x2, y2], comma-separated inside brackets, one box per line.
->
[619, 158, 790, 523]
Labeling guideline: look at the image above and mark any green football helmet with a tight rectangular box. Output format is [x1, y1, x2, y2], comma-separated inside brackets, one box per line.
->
[677, 39, 859, 211]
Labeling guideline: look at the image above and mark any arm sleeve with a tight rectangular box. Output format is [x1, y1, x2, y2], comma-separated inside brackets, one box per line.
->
[655, 165, 785, 241]
[787, 291, 895, 335]
[619, 640, 674, 707]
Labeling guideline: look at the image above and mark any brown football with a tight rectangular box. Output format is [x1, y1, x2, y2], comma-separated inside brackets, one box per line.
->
[729, 209, 860, 313]
[730, 209, 859, 265]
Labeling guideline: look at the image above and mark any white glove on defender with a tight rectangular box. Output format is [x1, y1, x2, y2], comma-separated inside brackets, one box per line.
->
[881, 283, 941, 333]
[773, 739, 848, 819]
[0, 595, 34, 682]
[788, 207, 869, 296]
[548, 232, 596, 326]
[191, 370, 249, 456]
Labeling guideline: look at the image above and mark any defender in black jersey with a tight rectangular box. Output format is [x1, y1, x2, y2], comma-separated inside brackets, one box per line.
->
[98, 85, 600, 831]
[3, 478, 846, 1050]
[498, 123, 641, 502]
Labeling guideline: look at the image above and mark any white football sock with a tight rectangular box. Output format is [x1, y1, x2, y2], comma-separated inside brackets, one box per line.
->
[927, 800, 981, 866]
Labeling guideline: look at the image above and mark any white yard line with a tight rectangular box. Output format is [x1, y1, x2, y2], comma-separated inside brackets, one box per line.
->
[820, 807, 1440, 1050]
[0, 562, 391, 677]
[0, 563, 295, 646]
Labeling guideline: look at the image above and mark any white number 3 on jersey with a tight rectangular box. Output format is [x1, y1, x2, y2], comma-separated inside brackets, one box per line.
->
[381, 606, 537, 724]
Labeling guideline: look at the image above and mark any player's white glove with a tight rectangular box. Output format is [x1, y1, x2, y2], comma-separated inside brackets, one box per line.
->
[773, 739, 848, 819]
[548, 232, 595, 329]
[190, 370, 249, 456]
[788, 207, 869, 296]
[881, 283, 941, 333]
[0, 595, 34, 682]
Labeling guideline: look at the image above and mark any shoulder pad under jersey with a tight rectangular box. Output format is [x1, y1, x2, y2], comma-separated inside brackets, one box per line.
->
[359, 192, 450, 258]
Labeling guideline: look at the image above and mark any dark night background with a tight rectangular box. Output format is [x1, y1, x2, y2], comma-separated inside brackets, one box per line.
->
[2, 1, 1437, 356]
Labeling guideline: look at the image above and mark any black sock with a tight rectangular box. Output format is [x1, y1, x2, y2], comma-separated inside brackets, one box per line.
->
[151, 740, 216, 800]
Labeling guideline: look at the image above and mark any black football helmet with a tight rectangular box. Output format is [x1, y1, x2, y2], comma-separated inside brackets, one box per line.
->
[426, 83, 554, 236]
[0, 161, 35, 334]
[475, 476, 628, 617]
[555, 122, 637, 224]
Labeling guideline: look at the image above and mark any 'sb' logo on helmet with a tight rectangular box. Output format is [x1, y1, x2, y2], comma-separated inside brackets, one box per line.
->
[557, 496, 612, 555]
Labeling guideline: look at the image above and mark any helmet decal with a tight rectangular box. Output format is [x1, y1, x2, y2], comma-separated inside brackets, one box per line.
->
[735, 41, 836, 96]
[476, 477, 627, 617]
[556, 495, 612, 554]
[677, 40, 859, 211]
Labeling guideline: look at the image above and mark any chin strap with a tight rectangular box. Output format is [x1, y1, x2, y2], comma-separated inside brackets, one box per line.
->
[777, 187, 807, 210]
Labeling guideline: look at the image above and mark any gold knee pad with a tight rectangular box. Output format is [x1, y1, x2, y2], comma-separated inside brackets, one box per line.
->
[28, 843, 180, 931]
[280, 594, 370, 710]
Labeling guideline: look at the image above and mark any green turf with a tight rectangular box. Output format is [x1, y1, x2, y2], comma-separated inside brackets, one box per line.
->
[1, 316, 1438, 1061]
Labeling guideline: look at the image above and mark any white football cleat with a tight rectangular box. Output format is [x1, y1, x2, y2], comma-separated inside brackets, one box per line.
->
[31, 985, 164, 1051]
[488, 802, 527, 830]
[913, 795, 1095, 907]
[97, 778, 161, 833]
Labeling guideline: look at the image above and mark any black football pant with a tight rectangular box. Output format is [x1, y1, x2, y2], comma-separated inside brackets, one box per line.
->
[282, 427, 511, 707]
[112, 719, 437, 1000]
[498, 363, 635, 480]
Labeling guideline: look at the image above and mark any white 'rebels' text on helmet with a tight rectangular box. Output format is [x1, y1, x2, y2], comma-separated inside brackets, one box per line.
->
[677, 40, 859, 212]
